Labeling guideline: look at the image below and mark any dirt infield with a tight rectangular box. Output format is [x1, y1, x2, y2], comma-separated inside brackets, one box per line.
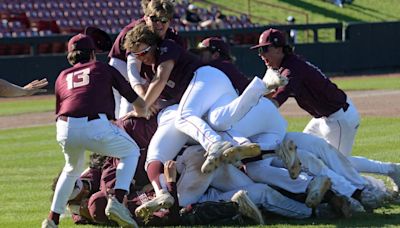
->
[1, 85, 399, 130]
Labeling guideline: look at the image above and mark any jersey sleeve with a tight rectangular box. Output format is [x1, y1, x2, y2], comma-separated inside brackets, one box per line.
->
[272, 68, 292, 106]
[109, 65, 138, 103]
[127, 54, 147, 87]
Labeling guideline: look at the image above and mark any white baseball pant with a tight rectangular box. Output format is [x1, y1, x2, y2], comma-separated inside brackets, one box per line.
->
[199, 184, 312, 219]
[175, 66, 239, 152]
[177, 146, 312, 219]
[109, 57, 132, 118]
[207, 77, 287, 150]
[303, 99, 393, 174]
[51, 114, 140, 214]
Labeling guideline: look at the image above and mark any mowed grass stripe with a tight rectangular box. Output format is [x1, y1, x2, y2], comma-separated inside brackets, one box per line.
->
[0, 97, 55, 116]
[1, 117, 399, 227]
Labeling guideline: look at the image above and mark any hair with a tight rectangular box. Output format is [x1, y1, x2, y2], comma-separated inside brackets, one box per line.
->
[123, 22, 161, 52]
[143, 0, 175, 19]
[67, 50, 93, 65]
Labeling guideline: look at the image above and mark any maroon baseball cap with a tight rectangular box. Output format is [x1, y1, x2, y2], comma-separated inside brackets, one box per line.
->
[250, 28, 286, 49]
[67, 33, 96, 52]
[198, 37, 231, 57]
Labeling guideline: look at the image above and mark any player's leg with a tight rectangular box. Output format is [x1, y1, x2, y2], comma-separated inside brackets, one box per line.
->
[246, 157, 311, 194]
[84, 115, 140, 227]
[286, 132, 367, 188]
[44, 119, 86, 227]
[207, 77, 268, 131]
[144, 105, 189, 209]
[174, 66, 243, 173]
[199, 183, 313, 219]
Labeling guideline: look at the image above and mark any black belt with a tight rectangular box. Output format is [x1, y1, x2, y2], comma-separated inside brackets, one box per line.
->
[58, 114, 106, 122]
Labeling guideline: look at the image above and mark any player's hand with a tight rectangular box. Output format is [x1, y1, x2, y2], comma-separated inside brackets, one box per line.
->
[164, 160, 177, 183]
[23, 78, 48, 95]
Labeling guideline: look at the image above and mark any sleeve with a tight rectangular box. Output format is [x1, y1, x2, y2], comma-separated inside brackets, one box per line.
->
[272, 68, 292, 106]
[127, 54, 146, 87]
[109, 65, 138, 103]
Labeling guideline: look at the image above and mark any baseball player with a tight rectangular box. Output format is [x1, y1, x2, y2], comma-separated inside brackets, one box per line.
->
[0, 78, 48, 97]
[253, 28, 400, 183]
[42, 34, 146, 228]
[109, 0, 184, 118]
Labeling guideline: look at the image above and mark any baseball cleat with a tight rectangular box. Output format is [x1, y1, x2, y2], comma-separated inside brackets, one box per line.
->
[135, 189, 174, 223]
[305, 175, 332, 208]
[231, 190, 265, 225]
[275, 139, 301, 179]
[41, 218, 58, 228]
[359, 187, 384, 212]
[262, 68, 288, 90]
[388, 163, 400, 192]
[201, 141, 232, 173]
[222, 143, 261, 165]
[105, 196, 138, 228]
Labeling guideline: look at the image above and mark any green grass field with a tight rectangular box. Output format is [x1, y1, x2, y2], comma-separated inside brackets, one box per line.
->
[0, 76, 399, 227]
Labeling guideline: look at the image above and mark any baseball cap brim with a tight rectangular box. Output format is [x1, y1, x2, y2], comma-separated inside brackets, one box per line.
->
[250, 42, 272, 49]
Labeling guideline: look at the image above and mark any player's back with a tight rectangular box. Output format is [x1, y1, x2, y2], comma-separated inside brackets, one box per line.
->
[55, 61, 125, 118]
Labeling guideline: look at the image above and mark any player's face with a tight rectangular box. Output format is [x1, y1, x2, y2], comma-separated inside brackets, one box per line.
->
[145, 15, 171, 39]
[258, 45, 281, 69]
[132, 43, 156, 65]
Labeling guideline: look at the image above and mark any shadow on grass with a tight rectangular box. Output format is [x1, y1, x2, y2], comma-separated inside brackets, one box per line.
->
[278, 0, 360, 22]
[263, 204, 400, 227]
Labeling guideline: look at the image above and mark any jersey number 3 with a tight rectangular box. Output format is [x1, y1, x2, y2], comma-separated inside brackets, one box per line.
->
[66, 68, 90, 89]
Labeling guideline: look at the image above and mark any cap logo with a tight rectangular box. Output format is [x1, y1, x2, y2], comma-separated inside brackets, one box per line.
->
[159, 47, 168, 55]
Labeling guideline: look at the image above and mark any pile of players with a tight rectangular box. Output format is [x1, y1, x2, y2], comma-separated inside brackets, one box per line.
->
[42, 0, 400, 227]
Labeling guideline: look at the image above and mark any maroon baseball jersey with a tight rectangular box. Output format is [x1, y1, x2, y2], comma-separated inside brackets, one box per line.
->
[55, 61, 138, 119]
[115, 115, 158, 149]
[208, 59, 251, 94]
[273, 54, 348, 118]
[155, 39, 204, 101]
[108, 18, 143, 62]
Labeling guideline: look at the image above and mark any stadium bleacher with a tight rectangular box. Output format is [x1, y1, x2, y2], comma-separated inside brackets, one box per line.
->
[0, 0, 259, 55]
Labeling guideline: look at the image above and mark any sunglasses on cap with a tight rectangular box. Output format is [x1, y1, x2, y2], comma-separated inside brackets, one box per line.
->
[149, 16, 170, 24]
[258, 46, 269, 55]
[133, 46, 152, 57]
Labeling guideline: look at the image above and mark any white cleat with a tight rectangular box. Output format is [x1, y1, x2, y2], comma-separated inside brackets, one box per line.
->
[134, 189, 174, 223]
[305, 176, 332, 208]
[262, 68, 288, 90]
[201, 141, 232, 173]
[275, 139, 301, 179]
[41, 219, 58, 228]
[231, 190, 265, 225]
[222, 143, 261, 165]
[105, 196, 138, 228]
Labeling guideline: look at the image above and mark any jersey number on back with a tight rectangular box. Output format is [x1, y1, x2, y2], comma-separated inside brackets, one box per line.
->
[66, 68, 90, 89]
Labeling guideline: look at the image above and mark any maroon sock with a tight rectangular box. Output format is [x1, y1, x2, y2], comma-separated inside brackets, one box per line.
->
[114, 189, 127, 203]
[147, 161, 164, 190]
[48, 211, 60, 225]
[166, 181, 181, 225]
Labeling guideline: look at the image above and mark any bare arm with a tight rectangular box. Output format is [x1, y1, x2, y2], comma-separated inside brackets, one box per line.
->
[0, 78, 48, 97]
[143, 59, 175, 109]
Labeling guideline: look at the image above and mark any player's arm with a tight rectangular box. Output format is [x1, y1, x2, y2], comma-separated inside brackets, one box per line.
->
[143, 59, 175, 109]
[0, 78, 48, 97]
[127, 54, 147, 98]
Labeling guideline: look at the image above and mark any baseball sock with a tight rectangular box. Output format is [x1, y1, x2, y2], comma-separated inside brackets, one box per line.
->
[114, 189, 127, 203]
[48, 211, 60, 225]
[147, 161, 164, 193]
